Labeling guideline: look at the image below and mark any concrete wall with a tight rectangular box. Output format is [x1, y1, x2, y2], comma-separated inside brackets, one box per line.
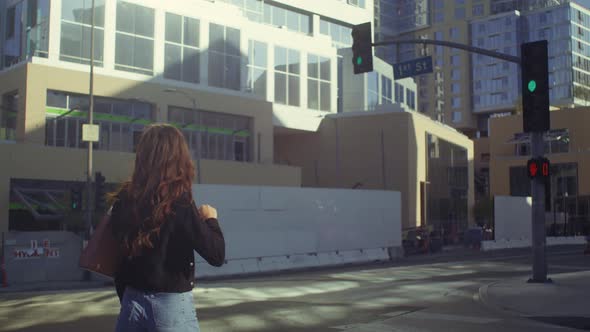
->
[2, 185, 402, 284]
[192, 185, 402, 277]
[3, 231, 84, 284]
[0, 63, 27, 142]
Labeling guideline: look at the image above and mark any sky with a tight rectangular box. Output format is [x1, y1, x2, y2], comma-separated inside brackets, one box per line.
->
[576, 0, 590, 9]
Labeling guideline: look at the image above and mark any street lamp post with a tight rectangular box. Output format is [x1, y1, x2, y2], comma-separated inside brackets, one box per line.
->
[164, 89, 202, 183]
[83, 0, 96, 282]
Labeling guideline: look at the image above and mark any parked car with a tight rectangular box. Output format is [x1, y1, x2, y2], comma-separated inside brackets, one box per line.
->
[402, 226, 443, 255]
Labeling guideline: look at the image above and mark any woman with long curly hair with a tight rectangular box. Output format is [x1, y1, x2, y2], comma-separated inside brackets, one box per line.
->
[109, 123, 225, 332]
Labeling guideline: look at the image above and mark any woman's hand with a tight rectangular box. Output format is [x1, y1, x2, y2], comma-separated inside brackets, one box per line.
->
[198, 204, 218, 220]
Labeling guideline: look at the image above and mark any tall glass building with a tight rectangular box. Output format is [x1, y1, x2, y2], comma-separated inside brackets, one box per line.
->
[471, 1, 590, 136]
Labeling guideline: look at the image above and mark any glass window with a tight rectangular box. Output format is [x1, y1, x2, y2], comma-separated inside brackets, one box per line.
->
[264, 3, 310, 35]
[455, 8, 465, 19]
[381, 76, 392, 104]
[165, 13, 200, 83]
[434, 11, 444, 23]
[167, 108, 251, 162]
[164, 44, 182, 80]
[367, 72, 379, 111]
[452, 97, 461, 109]
[60, 0, 106, 65]
[184, 17, 200, 47]
[308, 54, 331, 111]
[451, 83, 461, 94]
[451, 55, 461, 66]
[320, 20, 329, 35]
[394, 83, 404, 103]
[1, 92, 19, 140]
[452, 111, 462, 123]
[247, 40, 268, 98]
[165, 13, 182, 43]
[451, 69, 461, 80]
[426, 134, 469, 232]
[115, 1, 155, 75]
[450, 27, 460, 40]
[45, 91, 154, 152]
[208, 24, 241, 91]
[473, 4, 484, 16]
[274, 46, 300, 106]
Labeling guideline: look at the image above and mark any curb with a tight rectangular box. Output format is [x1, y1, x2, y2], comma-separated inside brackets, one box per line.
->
[477, 281, 531, 318]
[0, 281, 111, 294]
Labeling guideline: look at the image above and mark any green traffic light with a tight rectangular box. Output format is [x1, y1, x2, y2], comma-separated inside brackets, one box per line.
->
[528, 80, 537, 92]
[356, 56, 363, 65]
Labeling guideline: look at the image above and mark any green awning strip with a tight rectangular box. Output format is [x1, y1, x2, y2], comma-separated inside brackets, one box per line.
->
[10, 203, 26, 210]
[46, 107, 251, 137]
[10, 202, 63, 210]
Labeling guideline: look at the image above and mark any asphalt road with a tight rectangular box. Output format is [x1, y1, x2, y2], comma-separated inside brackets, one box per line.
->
[0, 246, 588, 332]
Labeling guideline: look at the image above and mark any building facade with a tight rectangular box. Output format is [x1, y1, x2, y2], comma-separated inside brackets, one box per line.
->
[378, 0, 590, 140]
[471, 2, 590, 137]
[0, 0, 425, 233]
[275, 109, 474, 233]
[489, 106, 590, 236]
[0, 0, 367, 232]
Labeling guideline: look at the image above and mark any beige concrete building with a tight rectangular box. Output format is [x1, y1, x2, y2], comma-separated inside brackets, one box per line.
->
[275, 109, 475, 232]
[489, 107, 590, 234]
[0, 62, 301, 232]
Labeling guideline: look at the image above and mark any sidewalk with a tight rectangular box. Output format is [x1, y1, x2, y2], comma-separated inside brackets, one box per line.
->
[479, 270, 590, 319]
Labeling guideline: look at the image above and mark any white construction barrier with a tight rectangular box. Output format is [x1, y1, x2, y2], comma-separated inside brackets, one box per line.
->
[481, 236, 587, 251]
[192, 185, 402, 277]
[494, 196, 532, 243]
[484, 196, 587, 251]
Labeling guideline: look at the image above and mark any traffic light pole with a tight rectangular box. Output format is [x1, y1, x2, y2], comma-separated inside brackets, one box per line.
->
[367, 34, 549, 283]
[371, 39, 521, 64]
[530, 132, 549, 283]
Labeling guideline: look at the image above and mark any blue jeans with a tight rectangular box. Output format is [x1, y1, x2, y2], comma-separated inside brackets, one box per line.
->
[115, 287, 201, 332]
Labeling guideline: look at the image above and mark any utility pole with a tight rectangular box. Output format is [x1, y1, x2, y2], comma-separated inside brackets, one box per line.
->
[83, 0, 96, 281]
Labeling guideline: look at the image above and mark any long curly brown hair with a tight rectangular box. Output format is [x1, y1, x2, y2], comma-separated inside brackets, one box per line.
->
[111, 123, 196, 256]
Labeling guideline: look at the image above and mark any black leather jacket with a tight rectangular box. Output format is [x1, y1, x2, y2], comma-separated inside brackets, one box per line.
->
[111, 192, 225, 299]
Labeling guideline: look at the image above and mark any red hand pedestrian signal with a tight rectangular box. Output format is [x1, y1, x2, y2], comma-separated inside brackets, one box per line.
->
[528, 159, 539, 178]
[528, 158, 550, 179]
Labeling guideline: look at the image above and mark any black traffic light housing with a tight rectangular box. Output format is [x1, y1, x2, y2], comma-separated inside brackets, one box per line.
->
[71, 188, 82, 211]
[521, 41, 550, 133]
[95, 172, 106, 211]
[351, 22, 373, 74]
